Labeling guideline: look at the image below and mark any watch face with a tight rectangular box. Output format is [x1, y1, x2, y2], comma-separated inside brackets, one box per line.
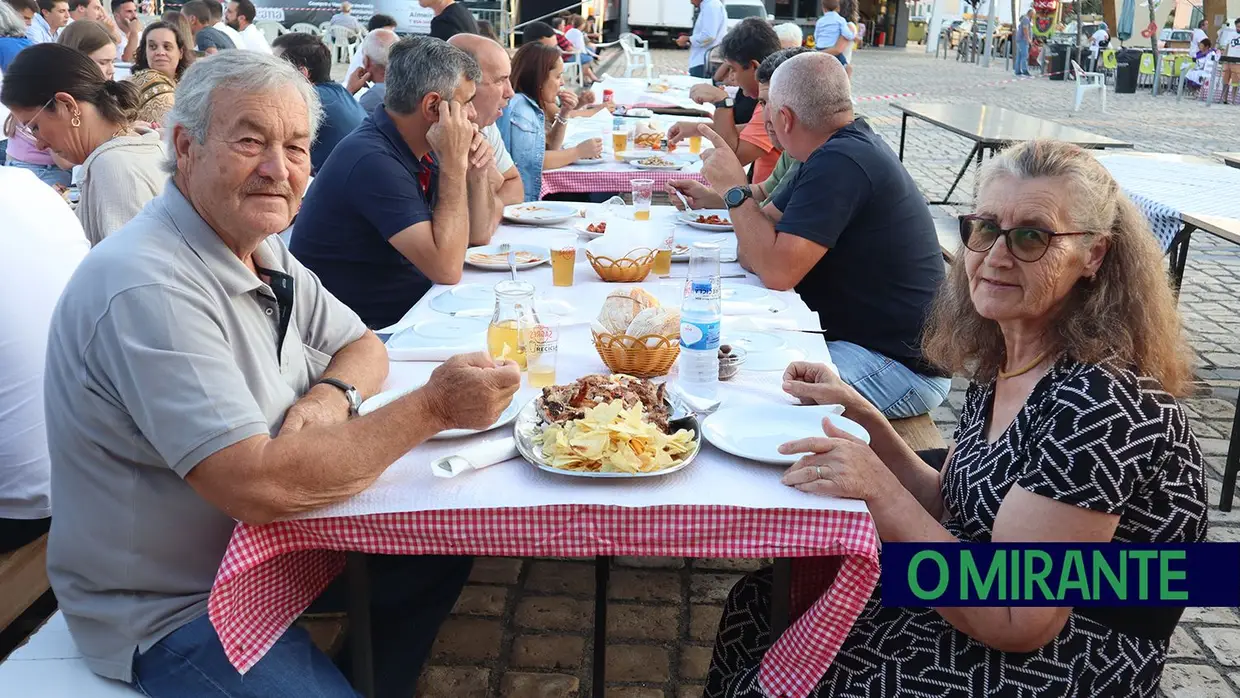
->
[725, 187, 747, 207]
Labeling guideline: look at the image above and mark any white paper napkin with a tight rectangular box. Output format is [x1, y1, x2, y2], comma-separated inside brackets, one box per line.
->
[430, 437, 519, 479]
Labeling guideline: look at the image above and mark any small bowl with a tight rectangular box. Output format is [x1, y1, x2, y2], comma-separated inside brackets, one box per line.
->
[718, 345, 748, 381]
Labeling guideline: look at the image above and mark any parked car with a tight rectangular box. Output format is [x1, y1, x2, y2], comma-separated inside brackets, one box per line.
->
[724, 0, 774, 32]
[1160, 27, 1194, 49]
[949, 20, 972, 48]
[1054, 21, 1103, 47]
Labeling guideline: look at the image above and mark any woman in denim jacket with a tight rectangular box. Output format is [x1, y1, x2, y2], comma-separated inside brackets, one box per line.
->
[496, 42, 602, 201]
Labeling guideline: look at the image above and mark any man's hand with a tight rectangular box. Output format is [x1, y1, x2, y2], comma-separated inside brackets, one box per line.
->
[279, 383, 351, 435]
[573, 138, 604, 160]
[578, 90, 596, 106]
[469, 126, 495, 170]
[665, 180, 724, 210]
[666, 121, 702, 144]
[675, 34, 691, 48]
[698, 126, 748, 191]
[346, 66, 372, 95]
[556, 89, 579, 118]
[689, 83, 728, 105]
[427, 100, 475, 169]
[424, 352, 522, 431]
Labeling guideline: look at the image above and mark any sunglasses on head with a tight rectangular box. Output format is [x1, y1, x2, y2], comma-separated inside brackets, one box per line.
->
[958, 214, 1092, 263]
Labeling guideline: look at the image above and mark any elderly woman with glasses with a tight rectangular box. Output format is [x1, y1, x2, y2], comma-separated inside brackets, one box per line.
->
[2, 43, 166, 245]
[706, 140, 1207, 698]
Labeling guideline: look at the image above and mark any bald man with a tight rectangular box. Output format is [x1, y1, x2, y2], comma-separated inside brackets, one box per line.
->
[449, 33, 524, 207]
[348, 28, 399, 113]
[694, 52, 949, 419]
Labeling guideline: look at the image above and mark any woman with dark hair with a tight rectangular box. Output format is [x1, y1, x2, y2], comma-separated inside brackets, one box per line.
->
[58, 19, 117, 79]
[494, 42, 602, 201]
[160, 9, 193, 41]
[2, 43, 166, 245]
[127, 19, 195, 124]
[476, 18, 499, 42]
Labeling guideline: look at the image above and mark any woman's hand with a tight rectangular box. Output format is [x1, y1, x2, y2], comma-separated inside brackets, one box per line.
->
[573, 138, 604, 159]
[782, 362, 873, 416]
[557, 89, 579, 119]
[779, 418, 902, 503]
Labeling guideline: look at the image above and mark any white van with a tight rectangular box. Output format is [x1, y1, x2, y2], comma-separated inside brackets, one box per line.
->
[724, 0, 774, 32]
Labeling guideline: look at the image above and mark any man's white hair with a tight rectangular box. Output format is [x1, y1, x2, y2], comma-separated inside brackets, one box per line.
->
[162, 51, 322, 173]
[773, 23, 803, 48]
[340, 1, 351, 11]
[362, 28, 398, 66]
[768, 52, 851, 132]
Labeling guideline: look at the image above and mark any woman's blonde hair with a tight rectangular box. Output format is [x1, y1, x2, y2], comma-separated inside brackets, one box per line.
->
[923, 140, 1193, 396]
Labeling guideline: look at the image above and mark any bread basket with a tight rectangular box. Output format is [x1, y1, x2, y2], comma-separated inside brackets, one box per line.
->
[592, 331, 680, 378]
[586, 247, 657, 282]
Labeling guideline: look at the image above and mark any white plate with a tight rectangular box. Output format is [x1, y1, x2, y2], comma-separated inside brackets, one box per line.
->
[429, 284, 495, 315]
[679, 210, 734, 232]
[574, 221, 610, 238]
[512, 398, 702, 478]
[632, 160, 686, 171]
[670, 245, 738, 263]
[358, 382, 522, 439]
[387, 317, 487, 351]
[574, 156, 607, 166]
[615, 150, 660, 162]
[701, 405, 870, 465]
[721, 286, 789, 315]
[502, 202, 581, 225]
[465, 244, 551, 271]
[726, 330, 806, 371]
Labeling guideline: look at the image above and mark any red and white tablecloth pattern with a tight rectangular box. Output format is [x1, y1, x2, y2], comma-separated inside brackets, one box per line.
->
[541, 168, 708, 197]
[209, 505, 879, 698]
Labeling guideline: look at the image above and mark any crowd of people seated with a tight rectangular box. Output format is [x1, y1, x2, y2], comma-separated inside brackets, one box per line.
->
[0, 5, 1212, 698]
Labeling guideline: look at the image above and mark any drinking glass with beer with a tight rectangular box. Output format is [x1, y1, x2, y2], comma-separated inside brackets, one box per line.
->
[631, 179, 654, 221]
[652, 229, 674, 276]
[551, 246, 576, 287]
[526, 322, 560, 388]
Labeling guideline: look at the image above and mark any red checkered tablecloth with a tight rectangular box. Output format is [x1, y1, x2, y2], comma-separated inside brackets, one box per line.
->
[541, 168, 708, 197]
[209, 505, 879, 698]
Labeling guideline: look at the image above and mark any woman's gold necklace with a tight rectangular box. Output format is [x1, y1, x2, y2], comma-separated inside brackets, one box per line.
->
[999, 350, 1052, 380]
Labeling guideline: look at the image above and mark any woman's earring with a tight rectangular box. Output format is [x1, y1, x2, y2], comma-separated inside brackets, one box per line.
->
[71, 109, 81, 128]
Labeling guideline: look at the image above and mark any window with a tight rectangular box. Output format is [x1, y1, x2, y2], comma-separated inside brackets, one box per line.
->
[727, 4, 768, 19]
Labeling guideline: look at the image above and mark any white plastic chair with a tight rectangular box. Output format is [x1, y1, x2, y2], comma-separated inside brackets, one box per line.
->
[328, 25, 361, 64]
[318, 21, 332, 34]
[618, 32, 652, 78]
[562, 46, 583, 87]
[290, 22, 321, 35]
[1071, 60, 1106, 113]
[256, 20, 286, 45]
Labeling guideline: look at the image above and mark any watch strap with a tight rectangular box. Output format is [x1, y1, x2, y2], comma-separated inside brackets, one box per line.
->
[725, 185, 753, 209]
[713, 98, 734, 109]
[316, 377, 360, 415]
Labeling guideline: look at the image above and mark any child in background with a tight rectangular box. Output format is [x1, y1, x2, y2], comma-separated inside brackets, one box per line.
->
[813, 0, 855, 67]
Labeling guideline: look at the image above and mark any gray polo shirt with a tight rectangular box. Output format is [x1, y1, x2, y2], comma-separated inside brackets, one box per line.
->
[44, 179, 368, 682]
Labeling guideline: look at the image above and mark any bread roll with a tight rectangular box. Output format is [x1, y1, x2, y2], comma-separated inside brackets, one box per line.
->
[626, 307, 681, 347]
[597, 288, 660, 334]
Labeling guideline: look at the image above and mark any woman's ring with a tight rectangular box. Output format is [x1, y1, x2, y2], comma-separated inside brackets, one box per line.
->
[815, 465, 824, 480]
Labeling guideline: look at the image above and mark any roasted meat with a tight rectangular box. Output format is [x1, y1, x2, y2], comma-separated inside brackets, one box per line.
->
[539, 374, 670, 432]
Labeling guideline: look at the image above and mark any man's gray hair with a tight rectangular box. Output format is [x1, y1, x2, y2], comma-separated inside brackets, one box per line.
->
[161, 51, 322, 173]
[362, 27, 397, 66]
[383, 35, 480, 115]
[768, 52, 851, 132]
[0, 2, 26, 38]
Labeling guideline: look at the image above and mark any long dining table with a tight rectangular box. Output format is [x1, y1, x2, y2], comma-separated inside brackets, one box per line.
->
[208, 204, 881, 698]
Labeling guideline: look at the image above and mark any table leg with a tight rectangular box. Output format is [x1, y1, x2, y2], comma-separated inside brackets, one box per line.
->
[1221, 396, 1240, 512]
[898, 114, 908, 162]
[592, 556, 611, 698]
[931, 143, 983, 206]
[346, 552, 376, 698]
[770, 558, 792, 641]
[1167, 224, 1197, 297]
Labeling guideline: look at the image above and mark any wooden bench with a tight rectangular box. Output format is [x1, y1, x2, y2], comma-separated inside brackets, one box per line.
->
[890, 414, 947, 452]
[0, 534, 50, 635]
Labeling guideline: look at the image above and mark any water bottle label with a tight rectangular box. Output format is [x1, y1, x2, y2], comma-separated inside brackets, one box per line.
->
[689, 280, 720, 300]
[680, 319, 721, 351]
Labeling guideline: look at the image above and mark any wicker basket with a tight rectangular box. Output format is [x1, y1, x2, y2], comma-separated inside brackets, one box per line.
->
[586, 247, 657, 282]
[592, 331, 680, 378]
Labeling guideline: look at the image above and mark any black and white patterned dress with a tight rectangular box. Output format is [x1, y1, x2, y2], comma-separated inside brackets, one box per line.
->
[706, 359, 1208, 698]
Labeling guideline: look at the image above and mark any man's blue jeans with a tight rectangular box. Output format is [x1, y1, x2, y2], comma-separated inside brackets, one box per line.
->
[1015, 41, 1030, 75]
[131, 554, 472, 698]
[829, 341, 951, 419]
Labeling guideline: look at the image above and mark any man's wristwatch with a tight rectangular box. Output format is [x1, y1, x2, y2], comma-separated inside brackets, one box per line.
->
[713, 97, 734, 110]
[724, 185, 754, 209]
[316, 378, 361, 417]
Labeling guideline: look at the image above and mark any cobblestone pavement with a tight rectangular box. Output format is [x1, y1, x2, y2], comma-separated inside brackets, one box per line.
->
[411, 46, 1240, 697]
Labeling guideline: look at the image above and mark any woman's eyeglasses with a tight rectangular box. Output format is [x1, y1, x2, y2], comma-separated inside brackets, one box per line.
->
[959, 214, 1092, 263]
[15, 98, 55, 142]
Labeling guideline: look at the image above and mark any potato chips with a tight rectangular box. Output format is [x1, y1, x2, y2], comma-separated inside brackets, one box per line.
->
[536, 400, 696, 474]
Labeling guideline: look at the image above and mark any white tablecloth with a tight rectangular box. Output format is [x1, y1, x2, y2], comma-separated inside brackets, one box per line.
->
[597, 75, 715, 113]
[296, 204, 858, 522]
[1096, 154, 1240, 250]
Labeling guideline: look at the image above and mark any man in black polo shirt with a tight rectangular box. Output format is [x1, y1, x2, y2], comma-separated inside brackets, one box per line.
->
[421, 0, 478, 40]
[292, 36, 501, 330]
[695, 51, 949, 418]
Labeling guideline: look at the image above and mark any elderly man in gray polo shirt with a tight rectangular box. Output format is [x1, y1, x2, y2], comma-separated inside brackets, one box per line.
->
[43, 50, 520, 698]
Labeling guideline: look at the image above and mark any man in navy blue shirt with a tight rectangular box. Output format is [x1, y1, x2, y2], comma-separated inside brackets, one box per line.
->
[694, 52, 949, 419]
[292, 36, 501, 330]
[272, 32, 364, 174]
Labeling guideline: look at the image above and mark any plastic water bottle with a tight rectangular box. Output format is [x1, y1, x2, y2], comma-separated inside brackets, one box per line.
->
[679, 242, 722, 401]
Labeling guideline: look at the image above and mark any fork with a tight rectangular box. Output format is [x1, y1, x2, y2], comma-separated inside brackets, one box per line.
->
[501, 243, 517, 282]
